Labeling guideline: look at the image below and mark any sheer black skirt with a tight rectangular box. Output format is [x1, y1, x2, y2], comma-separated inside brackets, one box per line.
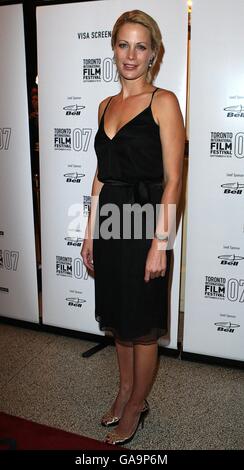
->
[93, 183, 172, 345]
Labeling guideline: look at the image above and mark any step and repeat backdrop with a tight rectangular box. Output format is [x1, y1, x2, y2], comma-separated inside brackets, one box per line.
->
[36, 0, 187, 349]
[183, 0, 244, 361]
[1, 0, 242, 362]
[0, 4, 39, 322]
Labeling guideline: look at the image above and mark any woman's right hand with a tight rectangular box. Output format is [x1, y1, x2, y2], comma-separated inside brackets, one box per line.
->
[81, 237, 94, 272]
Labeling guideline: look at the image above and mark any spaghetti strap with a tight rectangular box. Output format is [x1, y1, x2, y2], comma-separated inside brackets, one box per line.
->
[150, 87, 159, 106]
[101, 96, 114, 120]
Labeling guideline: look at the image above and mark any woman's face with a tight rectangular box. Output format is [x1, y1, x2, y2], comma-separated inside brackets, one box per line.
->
[114, 22, 154, 81]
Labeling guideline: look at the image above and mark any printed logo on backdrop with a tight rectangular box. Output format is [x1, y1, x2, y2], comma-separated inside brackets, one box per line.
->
[54, 128, 92, 151]
[64, 171, 85, 183]
[0, 286, 9, 293]
[214, 321, 240, 333]
[78, 30, 111, 40]
[63, 104, 85, 116]
[65, 235, 83, 247]
[218, 254, 244, 266]
[205, 276, 244, 303]
[82, 58, 118, 83]
[56, 256, 88, 280]
[54, 128, 92, 150]
[221, 182, 244, 195]
[54, 128, 72, 150]
[210, 132, 232, 157]
[228, 278, 244, 303]
[224, 104, 244, 118]
[210, 131, 244, 158]
[83, 58, 101, 82]
[205, 276, 226, 299]
[56, 256, 72, 277]
[0, 128, 11, 150]
[0, 249, 19, 270]
[66, 296, 86, 308]
[0, 231, 4, 237]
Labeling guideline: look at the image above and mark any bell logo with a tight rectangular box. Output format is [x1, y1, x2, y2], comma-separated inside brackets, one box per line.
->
[224, 104, 244, 118]
[221, 182, 244, 194]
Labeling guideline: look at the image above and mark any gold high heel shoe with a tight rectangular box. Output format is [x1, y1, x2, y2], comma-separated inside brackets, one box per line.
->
[104, 400, 150, 445]
[101, 410, 120, 427]
[101, 399, 149, 427]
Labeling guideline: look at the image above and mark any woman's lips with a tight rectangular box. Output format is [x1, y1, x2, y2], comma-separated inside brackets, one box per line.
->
[123, 64, 137, 70]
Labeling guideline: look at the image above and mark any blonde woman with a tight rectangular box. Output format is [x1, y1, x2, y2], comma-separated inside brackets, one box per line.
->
[81, 10, 185, 445]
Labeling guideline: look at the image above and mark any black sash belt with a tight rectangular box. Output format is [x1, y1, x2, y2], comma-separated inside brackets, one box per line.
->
[103, 179, 163, 205]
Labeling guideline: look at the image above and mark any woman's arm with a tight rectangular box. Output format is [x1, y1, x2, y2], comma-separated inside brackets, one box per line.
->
[153, 89, 185, 247]
[144, 90, 185, 281]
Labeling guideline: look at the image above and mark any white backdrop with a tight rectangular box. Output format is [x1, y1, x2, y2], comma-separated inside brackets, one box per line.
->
[0, 4, 39, 322]
[37, 0, 187, 348]
[184, 0, 244, 361]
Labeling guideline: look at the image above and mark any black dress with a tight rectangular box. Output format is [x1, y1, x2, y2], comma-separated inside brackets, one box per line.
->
[93, 88, 171, 345]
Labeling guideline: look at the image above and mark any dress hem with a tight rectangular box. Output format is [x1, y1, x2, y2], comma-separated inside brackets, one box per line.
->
[95, 315, 168, 345]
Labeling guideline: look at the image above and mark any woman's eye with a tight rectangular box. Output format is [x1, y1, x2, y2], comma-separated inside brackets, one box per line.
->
[118, 43, 127, 48]
[137, 45, 146, 50]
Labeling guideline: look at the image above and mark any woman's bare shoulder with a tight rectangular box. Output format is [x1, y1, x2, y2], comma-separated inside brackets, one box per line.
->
[152, 88, 183, 128]
[155, 88, 179, 104]
[154, 88, 181, 118]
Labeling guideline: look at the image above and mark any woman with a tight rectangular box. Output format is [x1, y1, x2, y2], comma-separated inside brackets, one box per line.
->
[81, 10, 185, 445]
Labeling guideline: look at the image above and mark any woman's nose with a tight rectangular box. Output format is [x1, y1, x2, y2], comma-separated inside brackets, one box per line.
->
[127, 47, 136, 60]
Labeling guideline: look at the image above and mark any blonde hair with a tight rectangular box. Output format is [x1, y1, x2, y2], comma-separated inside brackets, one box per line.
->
[111, 10, 164, 83]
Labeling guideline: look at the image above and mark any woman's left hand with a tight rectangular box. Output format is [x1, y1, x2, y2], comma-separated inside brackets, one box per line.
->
[144, 239, 167, 282]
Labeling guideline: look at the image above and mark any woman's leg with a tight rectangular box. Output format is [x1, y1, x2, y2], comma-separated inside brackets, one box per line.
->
[106, 342, 158, 440]
[131, 342, 159, 403]
[106, 339, 134, 417]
